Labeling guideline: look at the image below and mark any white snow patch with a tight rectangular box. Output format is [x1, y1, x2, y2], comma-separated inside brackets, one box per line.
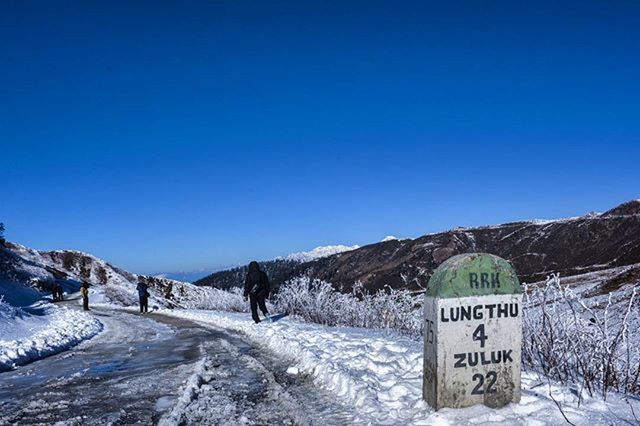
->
[283, 245, 360, 262]
[0, 299, 102, 371]
[159, 357, 208, 426]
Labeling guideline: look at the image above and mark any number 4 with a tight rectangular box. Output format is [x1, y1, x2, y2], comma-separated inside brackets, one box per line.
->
[472, 324, 487, 348]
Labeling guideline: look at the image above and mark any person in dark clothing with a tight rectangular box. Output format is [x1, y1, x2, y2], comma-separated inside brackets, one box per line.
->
[136, 280, 149, 313]
[164, 282, 174, 309]
[51, 283, 59, 302]
[80, 281, 90, 310]
[55, 284, 64, 301]
[243, 261, 270, 324]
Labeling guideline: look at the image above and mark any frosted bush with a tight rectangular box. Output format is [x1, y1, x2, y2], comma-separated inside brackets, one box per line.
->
[179, 286, 250, 312]
[273, 276, 423, 337]
[522, 274, 639, 397]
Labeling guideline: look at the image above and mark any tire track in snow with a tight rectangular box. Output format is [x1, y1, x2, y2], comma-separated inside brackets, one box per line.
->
[160, 324, 356, 426]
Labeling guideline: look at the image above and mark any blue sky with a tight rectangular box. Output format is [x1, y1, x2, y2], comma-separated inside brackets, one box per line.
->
[2, 1, 639, 274]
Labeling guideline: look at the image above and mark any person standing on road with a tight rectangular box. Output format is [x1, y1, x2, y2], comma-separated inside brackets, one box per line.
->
[51, 282, 59, 302]
[137, 279, 149, 314]
[55, 284, 64, 301]
[243, 261, 270, 324]
[80, 281, 90, 311]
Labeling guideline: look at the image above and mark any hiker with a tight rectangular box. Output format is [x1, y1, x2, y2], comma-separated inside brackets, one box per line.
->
[80, 281, 90, 311]
[51, 282, 59, 302]
[243, 261, 270, 324]
[164, 282, 174, 309]
[136, 279, 149, 313]
[55, 284, 64, 301]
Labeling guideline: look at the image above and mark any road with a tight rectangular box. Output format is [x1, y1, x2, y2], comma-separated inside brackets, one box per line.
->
[0, 305, 353, 425]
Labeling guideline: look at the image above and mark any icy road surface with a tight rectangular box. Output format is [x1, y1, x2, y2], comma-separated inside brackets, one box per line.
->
[0, 307, 351, 425]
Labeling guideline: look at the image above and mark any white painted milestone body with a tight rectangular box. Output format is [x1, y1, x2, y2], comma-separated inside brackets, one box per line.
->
[423, 253, 522, 410]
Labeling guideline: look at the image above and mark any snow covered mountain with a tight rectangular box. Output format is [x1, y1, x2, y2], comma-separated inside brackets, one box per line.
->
[197, 200, 640, 292]
[282, 244, 360, 262]
[194, 243, 360, 290]
[0, 241, 224, 310]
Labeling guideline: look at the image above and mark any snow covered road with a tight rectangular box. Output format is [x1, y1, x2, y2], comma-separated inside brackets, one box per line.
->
[0, 308, 202, 424]
[0, 307, 351, 425]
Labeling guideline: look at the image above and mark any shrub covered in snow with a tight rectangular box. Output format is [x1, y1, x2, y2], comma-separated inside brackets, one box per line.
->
[522, 274, 639, 397]
[273, 276, 423, 337]
[178, 286, 250, 312]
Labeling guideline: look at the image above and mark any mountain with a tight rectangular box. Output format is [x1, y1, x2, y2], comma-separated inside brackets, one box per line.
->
[0, 241, 219, 309]
[195, 200, 640, 292]
[152, 267, 235, 283]
[192, 244, 357, 290]
[282, 244, 360, 262]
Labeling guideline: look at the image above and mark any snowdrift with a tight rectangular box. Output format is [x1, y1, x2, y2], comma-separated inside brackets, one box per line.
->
[0, 297, 102, 371]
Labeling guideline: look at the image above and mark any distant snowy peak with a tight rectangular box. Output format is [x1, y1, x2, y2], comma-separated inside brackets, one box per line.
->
[381, 235, 398, 242]
[284, 244, 360, 262]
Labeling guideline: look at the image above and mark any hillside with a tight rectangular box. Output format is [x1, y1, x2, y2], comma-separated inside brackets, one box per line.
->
[196, 200, 640, 292]
[0, 241, 222, 310]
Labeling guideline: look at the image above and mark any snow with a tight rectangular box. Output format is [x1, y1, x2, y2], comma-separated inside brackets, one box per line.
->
[382, 235, 399, 242]
[0, 298, 102, 371]
[159, 358, 209, 426]
[283, 244, 360, 262]
[162, 309, 640, 425]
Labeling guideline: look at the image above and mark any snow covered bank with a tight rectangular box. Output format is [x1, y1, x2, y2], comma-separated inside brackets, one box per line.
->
[0, 299, 102, 371]
[162, 309, 640, 425]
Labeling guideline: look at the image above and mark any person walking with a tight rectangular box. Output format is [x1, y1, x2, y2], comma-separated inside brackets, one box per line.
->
[136, 279, 149, 314]
[80, 281, 90, 311]
[55, 284, 64, 301]
[51, 282, 59, 302]
[243, 261, 270, 324]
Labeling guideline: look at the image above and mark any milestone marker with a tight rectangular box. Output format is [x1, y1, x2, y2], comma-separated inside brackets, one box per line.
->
[423, 253, 522, 410]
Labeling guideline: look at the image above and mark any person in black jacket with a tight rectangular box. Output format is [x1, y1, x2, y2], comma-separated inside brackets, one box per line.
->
[80, 281, 90, 311]
[243, 261, 270, 323]
[136, 279, 149, 314]
[55, 284, 64, 302]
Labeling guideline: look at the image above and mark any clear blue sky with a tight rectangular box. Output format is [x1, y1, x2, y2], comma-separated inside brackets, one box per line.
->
[2, 1, 639, 274]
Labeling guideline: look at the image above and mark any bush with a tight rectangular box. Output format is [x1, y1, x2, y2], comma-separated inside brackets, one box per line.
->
[522, 274, 639, 398]
[179, 286, 251, 312]
[273, 276, 423, 337]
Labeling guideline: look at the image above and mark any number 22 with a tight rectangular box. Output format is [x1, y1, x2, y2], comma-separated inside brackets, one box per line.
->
[471, 371, 497, 395]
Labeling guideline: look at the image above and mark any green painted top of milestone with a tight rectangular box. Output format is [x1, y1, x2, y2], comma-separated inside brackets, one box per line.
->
[425, 253, 521, 298]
